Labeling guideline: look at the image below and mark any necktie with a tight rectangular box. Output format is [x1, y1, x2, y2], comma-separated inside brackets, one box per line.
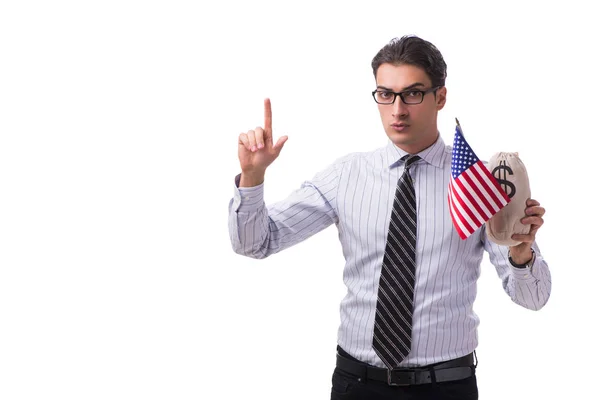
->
[373, 154, 420, 369]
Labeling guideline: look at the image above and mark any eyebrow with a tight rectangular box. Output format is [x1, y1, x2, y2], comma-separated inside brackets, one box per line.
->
[376, 82, 426, 91]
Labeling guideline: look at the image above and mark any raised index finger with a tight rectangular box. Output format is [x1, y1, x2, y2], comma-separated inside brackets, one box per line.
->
[264, 98, 272, 137]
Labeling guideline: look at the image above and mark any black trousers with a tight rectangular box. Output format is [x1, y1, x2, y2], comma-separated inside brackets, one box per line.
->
[331, 348, 478, 400]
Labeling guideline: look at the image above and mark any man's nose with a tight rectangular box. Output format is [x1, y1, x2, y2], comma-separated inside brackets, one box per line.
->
[392, 95, 408, 117]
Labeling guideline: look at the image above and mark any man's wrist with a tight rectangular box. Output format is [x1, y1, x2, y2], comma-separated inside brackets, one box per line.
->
[508, 248, 535, 268]
[239, 171, 266, 187]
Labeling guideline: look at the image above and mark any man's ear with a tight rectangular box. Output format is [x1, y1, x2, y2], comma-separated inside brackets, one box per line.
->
[436, 86, 447, 110]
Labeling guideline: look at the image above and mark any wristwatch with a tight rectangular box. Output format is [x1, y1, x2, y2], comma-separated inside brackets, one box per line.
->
[508, 248, 536, 269]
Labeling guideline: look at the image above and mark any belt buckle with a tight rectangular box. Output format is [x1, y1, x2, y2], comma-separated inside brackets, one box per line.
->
[387, 369, 416, 386]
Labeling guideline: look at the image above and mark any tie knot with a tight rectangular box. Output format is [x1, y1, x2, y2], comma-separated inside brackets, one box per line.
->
[401, 154, 421, 169]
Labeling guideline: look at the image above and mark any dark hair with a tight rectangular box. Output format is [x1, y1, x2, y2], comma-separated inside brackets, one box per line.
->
[371, 35, 447, 87]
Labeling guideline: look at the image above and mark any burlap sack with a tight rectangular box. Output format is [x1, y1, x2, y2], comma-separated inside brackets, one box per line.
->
[485, 152, 531, 246]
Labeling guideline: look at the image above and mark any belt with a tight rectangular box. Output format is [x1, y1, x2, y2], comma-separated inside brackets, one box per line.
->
[336, 351, 476, 386]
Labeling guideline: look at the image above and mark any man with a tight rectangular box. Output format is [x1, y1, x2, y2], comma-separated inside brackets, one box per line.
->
[228, 35, 550, 399]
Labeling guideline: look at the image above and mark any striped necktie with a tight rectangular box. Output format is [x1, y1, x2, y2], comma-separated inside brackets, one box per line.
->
[373, 154, 420, 369]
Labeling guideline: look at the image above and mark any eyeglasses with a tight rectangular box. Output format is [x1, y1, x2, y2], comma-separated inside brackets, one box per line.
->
[371, 86, 441, 105]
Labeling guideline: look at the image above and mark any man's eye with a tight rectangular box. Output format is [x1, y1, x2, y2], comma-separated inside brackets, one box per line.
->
[379, 91, 393, 98]
[405, 91, 421, 98]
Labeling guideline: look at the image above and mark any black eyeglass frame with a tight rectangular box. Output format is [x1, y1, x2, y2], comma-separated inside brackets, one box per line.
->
[371, 86, 442, 105]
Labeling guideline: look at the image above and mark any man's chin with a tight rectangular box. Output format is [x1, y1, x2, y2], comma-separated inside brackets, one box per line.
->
[386, 131, 439, 154]
[386, 130, 414, 145]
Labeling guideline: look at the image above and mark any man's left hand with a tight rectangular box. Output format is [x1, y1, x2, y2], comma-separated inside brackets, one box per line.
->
[509, 198, 545, 264]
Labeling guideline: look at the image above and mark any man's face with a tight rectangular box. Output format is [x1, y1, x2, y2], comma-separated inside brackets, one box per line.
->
[375, 63, 446, 154]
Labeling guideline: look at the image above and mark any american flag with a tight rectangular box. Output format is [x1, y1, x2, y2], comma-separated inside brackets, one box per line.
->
[448, 120, 510, 239]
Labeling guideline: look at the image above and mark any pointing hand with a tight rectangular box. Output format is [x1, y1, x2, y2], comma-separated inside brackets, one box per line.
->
[238, 98, 288, 179]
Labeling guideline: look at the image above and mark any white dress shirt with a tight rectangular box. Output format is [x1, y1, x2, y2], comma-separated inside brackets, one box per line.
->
[228, 134, 551, 368]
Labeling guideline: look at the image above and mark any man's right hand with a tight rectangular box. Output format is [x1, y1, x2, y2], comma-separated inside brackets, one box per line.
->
[238, 98, 288, 187]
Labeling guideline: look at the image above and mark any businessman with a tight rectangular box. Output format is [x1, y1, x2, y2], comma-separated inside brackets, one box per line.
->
[228, 35, 550, 399]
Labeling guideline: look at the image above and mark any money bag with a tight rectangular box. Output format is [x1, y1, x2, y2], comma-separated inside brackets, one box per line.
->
[485, 152, 531, 246]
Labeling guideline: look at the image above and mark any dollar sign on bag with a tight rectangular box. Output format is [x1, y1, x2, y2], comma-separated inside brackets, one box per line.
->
[492, 160, 516, 198]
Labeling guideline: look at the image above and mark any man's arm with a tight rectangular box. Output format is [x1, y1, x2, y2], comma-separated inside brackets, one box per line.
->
[228, 97, 339, 259]
[228, 163, 339, 259]
[484, 239, 551, 310]
[483, 198, 551, 310]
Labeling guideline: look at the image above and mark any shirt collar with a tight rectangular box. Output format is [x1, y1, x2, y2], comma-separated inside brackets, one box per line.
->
[384, 134, 446, 169]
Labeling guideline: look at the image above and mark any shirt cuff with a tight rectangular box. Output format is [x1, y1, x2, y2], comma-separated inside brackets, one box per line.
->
[231, 173, 265, 213]
[509, 250, 543, 281]
[510, 264, 535, 280]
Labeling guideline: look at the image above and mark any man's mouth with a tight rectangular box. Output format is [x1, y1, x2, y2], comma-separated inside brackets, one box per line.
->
[391, 123, 409, 132]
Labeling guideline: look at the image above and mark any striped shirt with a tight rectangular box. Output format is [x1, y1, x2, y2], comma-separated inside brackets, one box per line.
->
[228, 134, 551, 368]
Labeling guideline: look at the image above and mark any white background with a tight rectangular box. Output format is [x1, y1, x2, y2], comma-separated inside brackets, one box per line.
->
[1, 1, 598, 399]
